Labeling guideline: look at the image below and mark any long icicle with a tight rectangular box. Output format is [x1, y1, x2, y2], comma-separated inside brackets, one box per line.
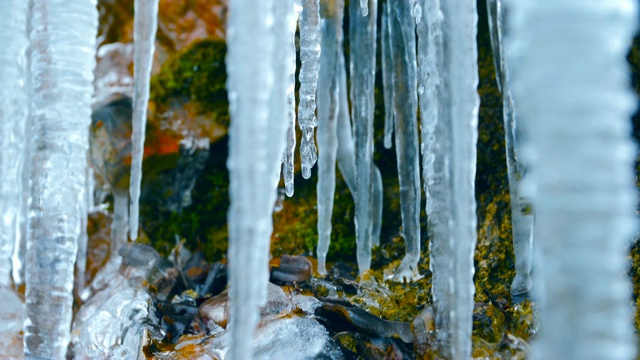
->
[25, 1, 98, 357]
[381, 1, 395, 150]
[316, 0, 344, 276]
[486, 0, 533, 299]
[298, 0, 322, 179]
[0, 0, 29, 289]
[388, 0, 422, 282]
[129, 0, 160, 241]
[283, 3, 303, 197]
[506, 1, 638, 358]
[350, 0, 378, 271]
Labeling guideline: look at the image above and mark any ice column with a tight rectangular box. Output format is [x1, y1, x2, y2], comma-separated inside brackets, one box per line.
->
[226, 0, 288, 358]
[0, 0, 29, 289]
[506, 1, 638, 358]
[316, 0, 344, 276]
[298, 0, 322, 179]
[129, 0, 160, 240]
[486, 0, 533, 299]
[417, 0, 479, 357]
[283, 3, 303, 197]
[388, 0, 421, 282]
[350, 0, 378, 271]
[381, 2, 395, 150]
[25, 1, 98, 358]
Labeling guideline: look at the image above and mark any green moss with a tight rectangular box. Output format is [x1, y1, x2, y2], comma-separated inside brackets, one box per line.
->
[151, 38, 229, 126]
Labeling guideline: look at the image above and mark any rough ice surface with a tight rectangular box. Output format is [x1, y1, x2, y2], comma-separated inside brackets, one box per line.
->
[283, 3, 303, 197]
[298, 0, 322, 179]
[506, 1, 638, 358]
[350, 0, 378, 272]
[417, 0, 479, 357]
[486, 0, 534, 299]
[316, 0, 344, 276]
[388, 0, 422, 282]
[381, 2, 395, 150]
[226, 0, 290, 358]
[25, 1, 98, 358]
[75, 167, 95, 298]
[129, 0, 160, 241]
[0, 288, 24, 359]
[0, 0, 28, 289]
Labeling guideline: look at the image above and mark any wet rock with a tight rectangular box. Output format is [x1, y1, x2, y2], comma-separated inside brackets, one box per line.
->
[354, 335, 412, 360]
[195, 291, 229, 333]
[198, 262, 227, 297]
[262, 283, 295, 315]
[270, 255, 313, 284]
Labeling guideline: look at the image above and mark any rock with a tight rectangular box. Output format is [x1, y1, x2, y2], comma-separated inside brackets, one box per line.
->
[270, 255, 313, 284]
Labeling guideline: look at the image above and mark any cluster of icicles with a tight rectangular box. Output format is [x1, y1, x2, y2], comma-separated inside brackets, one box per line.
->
[0, 0, 638, 359]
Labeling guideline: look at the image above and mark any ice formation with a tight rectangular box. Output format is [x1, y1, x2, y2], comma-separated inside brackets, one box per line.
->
[225, 0, 290, 358]
[381, 2, 395, 150]
[387, 0, 422, 282]
[25, 1, 98, 358]
[129, 0, 160, 241]
[416, 0, 479, 357]
[486, 0, 534, 299]
[298, 0, 322, 179]
[506, 0, 638, 358]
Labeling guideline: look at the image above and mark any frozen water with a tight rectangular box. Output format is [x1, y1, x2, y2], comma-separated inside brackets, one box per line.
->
[387, 0, 422, 282]
[0, 287, 24, 359]
[381, 2, 395, 150]
[506, 1, 638, 358]
[129, 0, 160, 241]
[0, 0, 28, 289]
[349, 0, 378, 271]
[25, 1, 98, 358]
[298, 0, 322, 179]
[283, 3, 302, 197]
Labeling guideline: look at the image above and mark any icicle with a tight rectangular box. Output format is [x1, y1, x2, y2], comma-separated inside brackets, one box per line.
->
[75, 166, 94, 296]
[350, 0, 378, 269]
[387, 0, 421, 282]
[381, 2, 395, 150]
[129, 0, 160, 241]
[0, 0, 28, 289]
[360, 0, 369, 17]
[417, 0, 479, 357]
[226, 0, 288, 358]
[283, 3, 303, 197]
[486, 0, 534, 299]
[25, 1, 98, 358]
[506, 1, 638, 358]
[298, 0, 322, 179]
[316, 0, 344, 276]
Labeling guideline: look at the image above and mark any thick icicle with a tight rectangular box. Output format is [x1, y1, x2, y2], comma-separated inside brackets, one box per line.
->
[486, 0, 534, 299]
[350, 0, 378, 270]
[129, 0, 160, 240]
[0, 0, 29, 289]
[381, 2, 395, 150]
[25, 1, 98, 358]
[388, 0, 421, 282]
[417, 0, 479, 357]
[298, 0, 322, 179]
[316, 0, 344, 276]
[226, 0, 289, 358]
[506, 1, 638, 358]
[283, 3, 303, 197]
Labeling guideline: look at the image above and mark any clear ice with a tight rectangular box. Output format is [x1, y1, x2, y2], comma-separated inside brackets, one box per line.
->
[25, 0, 98, 358]
[381, 2, 395, 150]
[226, 0, 289, 358]
[129, 0, 160, 241]
[506, 0, 638, 358]
[316, 0, 344, 276]
[387, 0, 422, 282]
[486, 0, 534, 299]
[298, 0, 322, 179]
[417, 0, 479, 357]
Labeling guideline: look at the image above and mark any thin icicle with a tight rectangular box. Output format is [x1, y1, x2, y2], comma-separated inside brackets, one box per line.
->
[283, 3, 303, 197]
[350, 0, 378, 271]
[75, 166, 94, 296]
[0, 0, 28, 289]
[316, 0, 344, 276]
[129, 0, 160, 241]
[388, 0, 421, 282]
[226, 0, 288, 358]
[360, 0, 369, 16]
[486, 0, 534, 299]
[381, 1, 395, 149]
[25, 1, 98, 358]
[506, 1, 637, 358]
[298, 0, 322, 179]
